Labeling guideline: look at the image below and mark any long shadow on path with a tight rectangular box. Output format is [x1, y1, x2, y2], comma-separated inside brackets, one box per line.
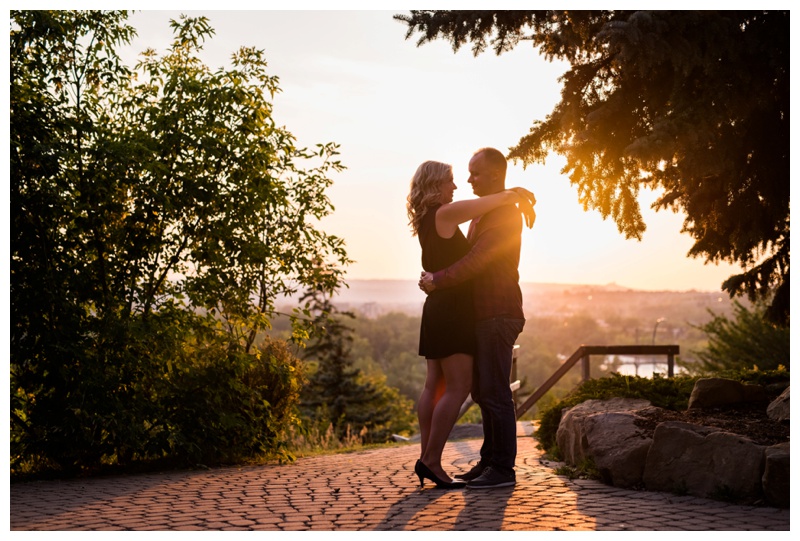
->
[375, 483, 514, 531]
[375, 437, 513, 531]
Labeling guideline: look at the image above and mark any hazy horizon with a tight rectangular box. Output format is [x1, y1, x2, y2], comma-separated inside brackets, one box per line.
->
[286, 277, 739, 324]
[336, 277, 724, 293]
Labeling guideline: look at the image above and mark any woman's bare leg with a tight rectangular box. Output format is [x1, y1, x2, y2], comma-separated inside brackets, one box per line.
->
[420, 353, 473, 481]
[417, 359, 445, 461]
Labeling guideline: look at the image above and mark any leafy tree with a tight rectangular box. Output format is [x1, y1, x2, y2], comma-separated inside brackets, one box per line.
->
[298, 287, 414, 443]
[11, 11, 348, 472]
[691, 301, 790, 373]
[395, 10, 789, 325]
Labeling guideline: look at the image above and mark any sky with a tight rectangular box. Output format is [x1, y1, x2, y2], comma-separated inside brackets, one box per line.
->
[111, 7, 754, 292]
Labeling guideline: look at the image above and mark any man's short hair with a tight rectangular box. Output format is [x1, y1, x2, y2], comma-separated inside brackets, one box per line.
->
[474, 147, 507, 179]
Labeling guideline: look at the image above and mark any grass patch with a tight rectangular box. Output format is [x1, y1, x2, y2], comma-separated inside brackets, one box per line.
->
[284, 422, 371, 458]
[554, 457, 600, 481]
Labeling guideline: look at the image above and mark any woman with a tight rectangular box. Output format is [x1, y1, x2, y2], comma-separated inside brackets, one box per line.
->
[406, 160, 533, 489]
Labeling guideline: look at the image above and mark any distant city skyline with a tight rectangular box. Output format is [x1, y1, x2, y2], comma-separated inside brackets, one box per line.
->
[121, 9, 744, 293]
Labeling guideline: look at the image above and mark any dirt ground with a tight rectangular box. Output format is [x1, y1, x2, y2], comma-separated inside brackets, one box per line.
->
[633, 402, 789, 446]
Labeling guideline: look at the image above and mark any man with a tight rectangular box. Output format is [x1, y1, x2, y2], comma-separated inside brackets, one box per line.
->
[420, 147, 532, 488]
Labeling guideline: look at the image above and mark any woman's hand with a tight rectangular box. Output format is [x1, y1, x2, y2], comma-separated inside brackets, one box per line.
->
[508, 187, 536, 229]
[508, 187, 536, 207]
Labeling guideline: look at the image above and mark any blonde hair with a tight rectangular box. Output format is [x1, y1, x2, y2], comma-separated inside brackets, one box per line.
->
[406, 160, 453, 236]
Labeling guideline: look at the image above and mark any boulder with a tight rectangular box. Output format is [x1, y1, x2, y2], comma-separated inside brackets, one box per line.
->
[762, 442, 790, 508]
[583, 411, 653, 488]
[552, 378, 789, 507]
[742, 383, 769, 402]
[556, 398, 651, 465]
[643, 421, 766, 500]
[766, 381, 790, 395]
[766, 386, 790, 421]
[687, 377, 767, 409]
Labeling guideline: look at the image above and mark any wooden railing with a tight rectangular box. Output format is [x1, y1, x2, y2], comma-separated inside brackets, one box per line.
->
[514, 344, 679, 419]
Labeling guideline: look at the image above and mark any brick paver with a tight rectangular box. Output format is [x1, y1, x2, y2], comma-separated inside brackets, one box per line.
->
[9, 423, 790, 531]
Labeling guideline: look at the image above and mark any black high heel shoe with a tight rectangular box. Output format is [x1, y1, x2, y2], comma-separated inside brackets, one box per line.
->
[414, 460, 466, 489]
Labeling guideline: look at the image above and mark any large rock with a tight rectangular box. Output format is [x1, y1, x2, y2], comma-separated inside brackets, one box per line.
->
[583, 410, 653, 488]
[553, 380, 789, 507]
[687, 378, 767, 409]
[556, 398, 651, 465]
[762, 442, 790, 508]
[643, 421, 766, 500]
[766, 386, 790, 421]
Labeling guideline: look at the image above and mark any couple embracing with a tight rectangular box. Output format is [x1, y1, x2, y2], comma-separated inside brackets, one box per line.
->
[407, 147, 535, 490]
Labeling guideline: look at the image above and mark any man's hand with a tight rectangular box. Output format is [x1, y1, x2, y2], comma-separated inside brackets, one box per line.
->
[419, 271, 436, 293]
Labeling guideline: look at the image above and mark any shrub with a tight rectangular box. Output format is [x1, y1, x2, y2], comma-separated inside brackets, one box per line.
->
[692, 300, 790, 372]
[162, 336, 305, 466]
[11, 328, 306, 477]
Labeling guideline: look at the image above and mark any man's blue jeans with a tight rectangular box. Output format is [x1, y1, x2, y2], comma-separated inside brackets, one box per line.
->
[473, 317, 525, 477]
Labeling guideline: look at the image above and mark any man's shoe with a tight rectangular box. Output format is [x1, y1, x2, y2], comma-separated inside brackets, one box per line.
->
[454, 462, 487, 482]
[465, 467, 516, 489]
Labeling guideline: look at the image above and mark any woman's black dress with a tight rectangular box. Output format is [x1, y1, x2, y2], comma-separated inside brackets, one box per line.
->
[417, 205, 476, 359]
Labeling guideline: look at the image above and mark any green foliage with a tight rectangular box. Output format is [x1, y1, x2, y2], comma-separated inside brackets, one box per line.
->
[11, 11, 347, 475]
[457, 404, 483, 425]
[349, 311, 427, 404]
[554, 457, 601, 481]
[284, 418, 370, 456]
[396, 10, 790, 325]
[298, 288, 415, 444]
[691, 301, 790, 373]
[11, 315, 306, 475]
[159, 335, 305, 466]
[710, 366, 790, 388]
[553, 464, 579, 479]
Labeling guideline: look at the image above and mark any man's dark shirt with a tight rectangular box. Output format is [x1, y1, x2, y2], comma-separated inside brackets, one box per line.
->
[431, 203, 524, 322]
